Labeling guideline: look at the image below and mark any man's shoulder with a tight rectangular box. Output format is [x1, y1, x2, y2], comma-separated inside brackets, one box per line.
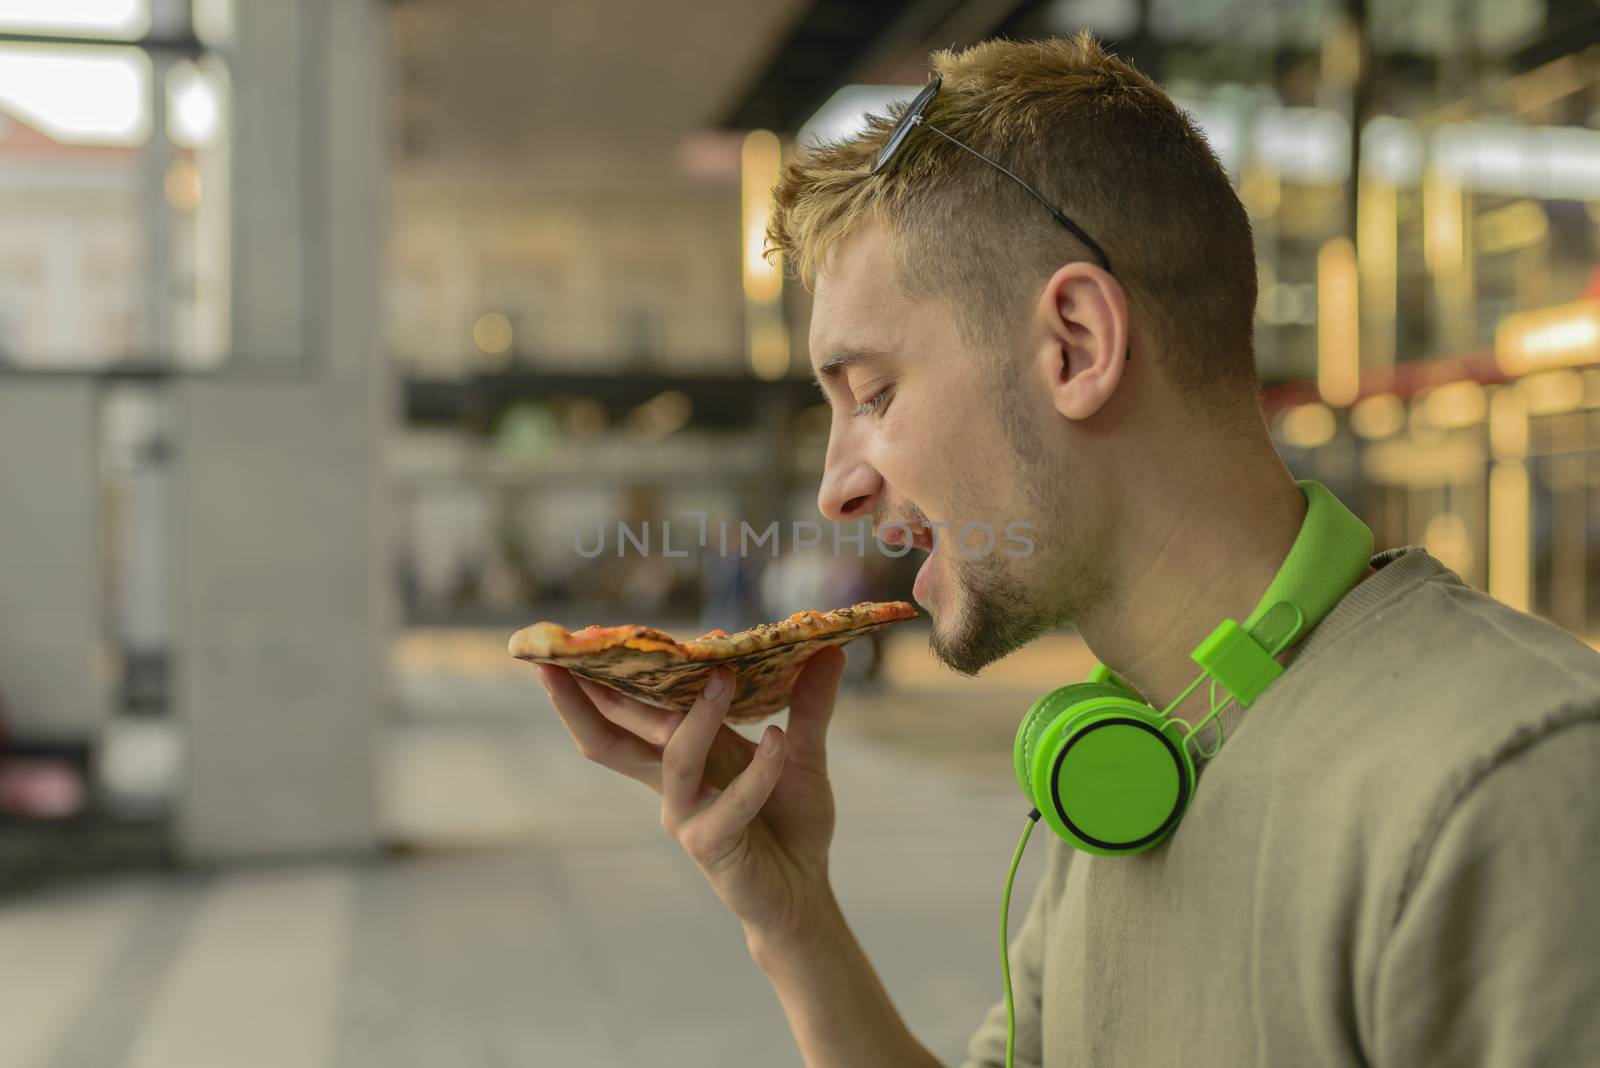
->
[1251, 553, 1600, 965]
[1257, 544, 1597, 813]
[1302, 546, 1600, 732]
[1275, 548, 1600, 890]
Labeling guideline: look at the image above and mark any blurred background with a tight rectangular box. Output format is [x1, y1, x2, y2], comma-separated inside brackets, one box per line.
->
[3, 0, 1600, 1065]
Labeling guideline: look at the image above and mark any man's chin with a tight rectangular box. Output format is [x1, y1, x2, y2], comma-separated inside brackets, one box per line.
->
[928, 634, 996, 678]
[927, 612, 1015, 678]
[926, 588, 1054, 678]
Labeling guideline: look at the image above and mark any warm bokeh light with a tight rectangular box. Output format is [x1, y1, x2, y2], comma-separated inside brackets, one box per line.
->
[1357, 179, 1397, 371]
[1417, 380, 1487, 429]
[1350, 393, 1405, 439]
[1316, 237, 1359, 407]
[1423, 512, 1475, 578]
[472, 313, 513, 355]
[164, 156, 201, 211]
[1361, 435, 1483, 488]
[1238, 166, 1281, 218]
[1489, 460, 1531, 612]
[1584, 369, 1600, 408]
[1279, 401, 1337, 449]
[1518, 369, 1585, 415]
[1488, 384, 1529, 461]
[1423, 168, 1472, 353]
[1495, 298, 1600, 375]
[741, 129, 782, 306]
[749, 314, 790, 380]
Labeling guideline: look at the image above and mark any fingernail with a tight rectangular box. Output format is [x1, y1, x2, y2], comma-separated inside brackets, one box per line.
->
[760, 728, 779, 755]
[702, 669, 728, 701]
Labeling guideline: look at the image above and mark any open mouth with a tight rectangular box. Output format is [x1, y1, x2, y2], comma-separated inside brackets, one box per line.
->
[878, 519, 937, 553]
[873, 519, 940, 605]
[912, 536, 938, 605]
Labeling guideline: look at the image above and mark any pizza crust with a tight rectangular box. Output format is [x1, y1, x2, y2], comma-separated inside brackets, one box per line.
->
[510, 601, 917, 722]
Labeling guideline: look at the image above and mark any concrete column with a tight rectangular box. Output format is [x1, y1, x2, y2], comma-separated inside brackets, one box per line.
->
[173, 0, 391, 861]
[0, 381, 106, 738]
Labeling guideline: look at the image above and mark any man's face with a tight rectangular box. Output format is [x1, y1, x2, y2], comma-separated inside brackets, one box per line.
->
[810, 226, 1079, 675]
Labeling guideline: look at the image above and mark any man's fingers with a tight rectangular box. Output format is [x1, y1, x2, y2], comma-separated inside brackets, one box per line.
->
[678, 724, 786, 872]
[783, 646, 847, 776]
[576, 677, 685, 746]
[537, 664, 662, 785]
[660, 667, 734, 827]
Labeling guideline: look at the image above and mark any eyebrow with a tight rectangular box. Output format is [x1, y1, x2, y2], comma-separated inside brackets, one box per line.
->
[810, 345, 891, 390]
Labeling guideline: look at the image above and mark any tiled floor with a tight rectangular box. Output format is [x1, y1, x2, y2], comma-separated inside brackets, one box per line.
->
[0, 627, 1072, 1068]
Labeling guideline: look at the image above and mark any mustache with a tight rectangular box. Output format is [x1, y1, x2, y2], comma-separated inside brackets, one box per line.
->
[872, 499, 930, 531]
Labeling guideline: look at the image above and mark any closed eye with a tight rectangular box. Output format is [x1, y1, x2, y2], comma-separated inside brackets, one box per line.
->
[852, 386, 891, 418]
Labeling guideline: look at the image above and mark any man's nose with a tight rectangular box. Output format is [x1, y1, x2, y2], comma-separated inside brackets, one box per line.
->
[817, 452, 881, 524]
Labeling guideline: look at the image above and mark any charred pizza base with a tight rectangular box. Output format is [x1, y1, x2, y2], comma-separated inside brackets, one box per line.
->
[509, 601, 917, 722]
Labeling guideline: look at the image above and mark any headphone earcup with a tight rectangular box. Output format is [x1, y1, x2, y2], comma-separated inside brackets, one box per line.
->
[1014, 682, 1140, 807]
[1017, 683, 1195, 856]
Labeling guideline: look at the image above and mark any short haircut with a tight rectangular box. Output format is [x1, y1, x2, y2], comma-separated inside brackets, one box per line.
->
[767, 32, 1261, 407]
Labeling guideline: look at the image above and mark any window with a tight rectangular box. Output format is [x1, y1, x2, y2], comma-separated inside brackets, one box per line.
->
[0, 0, 230, 368]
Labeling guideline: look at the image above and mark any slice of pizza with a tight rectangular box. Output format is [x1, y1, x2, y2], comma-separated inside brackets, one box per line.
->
[509, 601, 917, 722]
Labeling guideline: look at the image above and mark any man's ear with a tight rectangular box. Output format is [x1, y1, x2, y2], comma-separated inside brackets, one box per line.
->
[1031, 262, 1129, 421]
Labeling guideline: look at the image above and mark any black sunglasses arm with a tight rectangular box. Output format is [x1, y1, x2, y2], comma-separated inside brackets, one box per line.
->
[913, 118, 1114, 274]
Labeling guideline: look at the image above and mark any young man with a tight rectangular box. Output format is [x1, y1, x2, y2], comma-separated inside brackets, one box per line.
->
[537, 32, 1600, 1066]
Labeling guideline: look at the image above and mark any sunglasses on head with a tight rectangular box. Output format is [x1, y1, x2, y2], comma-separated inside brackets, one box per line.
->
[871, 75, 1114, 274]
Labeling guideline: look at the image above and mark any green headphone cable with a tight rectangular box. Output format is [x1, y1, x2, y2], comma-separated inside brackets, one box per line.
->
[998, 481, 1371, 1054]
[998, 661, 1257, 1064]
[1002, 807, 1042, 1068]
[1168, 619, 1299, 761]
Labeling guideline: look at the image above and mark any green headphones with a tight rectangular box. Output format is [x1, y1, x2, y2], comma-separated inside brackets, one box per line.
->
[998, 481, 1374, 1066]
[1011, 480, 1374, 856]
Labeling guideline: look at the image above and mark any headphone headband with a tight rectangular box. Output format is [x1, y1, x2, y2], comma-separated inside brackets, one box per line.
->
[1088, 480, 1374, 703]
[1241, 480, 1373, 653]
[1185, 479, 1373, 707]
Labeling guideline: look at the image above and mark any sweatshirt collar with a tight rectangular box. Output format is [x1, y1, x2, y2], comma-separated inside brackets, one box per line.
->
[1285, 545, 1456, 669]
[1199, 546, 1454, 763]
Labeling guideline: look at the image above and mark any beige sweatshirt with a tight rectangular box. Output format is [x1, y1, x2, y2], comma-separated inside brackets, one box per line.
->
[960, 546, 1600, 1067]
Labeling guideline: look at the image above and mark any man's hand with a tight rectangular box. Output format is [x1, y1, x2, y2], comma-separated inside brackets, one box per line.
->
[536, 647, 848, 944]
[537, 647, 944, 1067]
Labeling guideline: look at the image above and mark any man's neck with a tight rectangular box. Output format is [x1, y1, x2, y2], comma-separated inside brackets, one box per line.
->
[1076, 458, 1350, 719]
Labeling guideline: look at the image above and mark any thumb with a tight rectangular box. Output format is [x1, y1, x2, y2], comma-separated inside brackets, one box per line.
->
[783, 645, 848, 775]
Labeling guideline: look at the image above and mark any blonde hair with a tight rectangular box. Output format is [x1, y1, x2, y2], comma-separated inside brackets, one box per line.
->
[766, 32, 1260, 404]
